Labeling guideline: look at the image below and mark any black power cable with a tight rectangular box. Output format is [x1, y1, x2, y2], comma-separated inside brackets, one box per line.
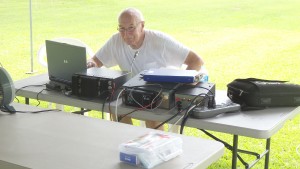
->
[0, 106, 59, 114]
[179, 93, 210, 134]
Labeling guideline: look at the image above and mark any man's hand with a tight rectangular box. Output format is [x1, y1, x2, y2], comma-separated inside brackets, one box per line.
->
[86, 56, 104, 68]
[87, 61, 96, 68]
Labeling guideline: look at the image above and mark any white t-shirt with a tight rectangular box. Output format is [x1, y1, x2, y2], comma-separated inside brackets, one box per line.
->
[95, 29, 190, 76]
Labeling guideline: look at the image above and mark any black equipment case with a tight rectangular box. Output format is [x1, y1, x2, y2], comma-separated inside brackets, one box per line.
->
[227, 78, 300, 110]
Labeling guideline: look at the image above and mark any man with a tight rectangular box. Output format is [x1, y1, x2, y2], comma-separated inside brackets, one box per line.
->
[87, 7, 204, 130]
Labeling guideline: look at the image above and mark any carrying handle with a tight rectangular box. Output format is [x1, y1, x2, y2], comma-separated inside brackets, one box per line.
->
[236, 78, 288, 83]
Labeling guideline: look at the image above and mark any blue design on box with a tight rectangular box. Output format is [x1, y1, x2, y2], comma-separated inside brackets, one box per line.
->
[120, 152, 138, 165]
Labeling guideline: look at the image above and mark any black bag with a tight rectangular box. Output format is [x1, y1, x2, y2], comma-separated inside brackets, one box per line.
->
[227, 78, 300, 110]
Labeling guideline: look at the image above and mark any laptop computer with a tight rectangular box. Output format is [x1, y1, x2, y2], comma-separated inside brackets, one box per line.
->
[45, 40, 87, 88]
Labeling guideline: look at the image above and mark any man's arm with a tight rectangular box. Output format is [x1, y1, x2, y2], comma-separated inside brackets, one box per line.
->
[87, 56, 103, 68]
[184, 50, 204, 71]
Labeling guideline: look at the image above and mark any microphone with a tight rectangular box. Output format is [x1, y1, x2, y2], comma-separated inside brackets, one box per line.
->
[130, 51, 139, 77]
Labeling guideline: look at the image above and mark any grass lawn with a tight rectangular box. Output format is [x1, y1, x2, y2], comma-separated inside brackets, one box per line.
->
[1, 0, 300, 168]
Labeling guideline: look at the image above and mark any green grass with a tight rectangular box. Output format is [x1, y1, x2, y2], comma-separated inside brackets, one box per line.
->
[1, 0, 300, 168]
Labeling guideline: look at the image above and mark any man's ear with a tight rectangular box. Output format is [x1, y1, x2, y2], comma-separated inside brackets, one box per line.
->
[141, 21, 145, 29]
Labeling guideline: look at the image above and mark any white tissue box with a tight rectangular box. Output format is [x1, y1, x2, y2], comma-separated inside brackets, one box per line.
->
[119, 132, 183, 169]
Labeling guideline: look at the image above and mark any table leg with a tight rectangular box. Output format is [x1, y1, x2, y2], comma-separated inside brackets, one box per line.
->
[232, 135, 238, 169]
[200, 129, 272, 169]
[265, 138, 271, 169]
[81, 108, 84, 115]
[25, 98, 29, 105]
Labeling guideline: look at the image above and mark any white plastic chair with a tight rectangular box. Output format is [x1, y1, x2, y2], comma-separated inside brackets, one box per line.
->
[37, 37, 94, 67]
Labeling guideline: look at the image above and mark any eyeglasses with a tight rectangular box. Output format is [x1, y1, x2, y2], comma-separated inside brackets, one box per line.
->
[117, 22, 141, 33]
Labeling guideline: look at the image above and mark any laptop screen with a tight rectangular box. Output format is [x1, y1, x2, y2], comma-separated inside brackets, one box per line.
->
[45, 40, 87, 86]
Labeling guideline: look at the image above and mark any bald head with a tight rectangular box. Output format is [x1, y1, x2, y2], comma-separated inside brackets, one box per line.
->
[118, 8, 145, 24]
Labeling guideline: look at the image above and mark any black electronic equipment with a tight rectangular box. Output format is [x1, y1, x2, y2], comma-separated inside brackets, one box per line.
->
[174, 82, 216, 109]
[122, 70, 180, 110]
[122, 87, 162, 109]
[72, 67, 130, 100]
[122, 82, 177, 110]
